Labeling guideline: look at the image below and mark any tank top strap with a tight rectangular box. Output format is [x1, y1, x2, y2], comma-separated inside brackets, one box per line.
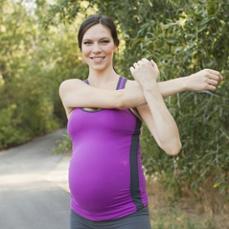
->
[118, 76, 142, 122]
[116, 76, 127, 90]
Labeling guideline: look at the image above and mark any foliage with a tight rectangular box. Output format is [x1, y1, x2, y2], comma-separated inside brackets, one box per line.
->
[0, 0, 84, 148]
[0, 104, 29, 148]
[1, 0, 228, 203]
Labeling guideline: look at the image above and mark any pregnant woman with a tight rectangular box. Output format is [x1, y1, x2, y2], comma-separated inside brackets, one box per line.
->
[59, 14, 223, 229]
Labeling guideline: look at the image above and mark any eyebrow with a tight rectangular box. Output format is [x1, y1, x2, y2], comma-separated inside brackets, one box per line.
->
[82, 37, 111, 41]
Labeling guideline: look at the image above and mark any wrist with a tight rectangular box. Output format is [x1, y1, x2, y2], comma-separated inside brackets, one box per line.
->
[141, 79, 158, 91]
[181, 75, 191, 91]
[142, 82, 160, 94]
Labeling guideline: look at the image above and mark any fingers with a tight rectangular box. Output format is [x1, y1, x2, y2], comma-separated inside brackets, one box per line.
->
[206, 84, 216, 91]
[130, 66, 135, 73]
[130, 58, 160, 81]
[205, 72, 222, 91]
[132, 58, 156, 68]
[206, 73, 222, 87]
[133, 63, 138, 68]
[130, 58, 150, 73]
[201, 69, 223, 91]
[208, 73, 221, 81]
[134, 58, 149, 67]
[150, 59, 159, 72]
[150, 59, 156, 66]
[207, 78, 218, 86]
[206, 69, 224, 81]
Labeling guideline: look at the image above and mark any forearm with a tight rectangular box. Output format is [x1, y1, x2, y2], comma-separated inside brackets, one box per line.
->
[121, 78, 185, 108]
[121, 76, 190, 109]
[158, 76, 189, 97]
[143, 82, 181, 155]
[157, 68, 223, 97]
[121, 76, 189, 108]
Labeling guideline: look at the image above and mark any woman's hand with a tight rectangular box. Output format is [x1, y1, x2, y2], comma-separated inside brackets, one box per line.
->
[185, 69, 223, 91]
[130, 58, 159, 88]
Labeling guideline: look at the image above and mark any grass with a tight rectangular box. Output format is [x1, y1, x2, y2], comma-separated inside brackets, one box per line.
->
[146, 177, 229, 229]
[149, 206, 220, 229]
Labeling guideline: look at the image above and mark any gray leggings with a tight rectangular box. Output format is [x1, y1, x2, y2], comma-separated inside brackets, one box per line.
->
[70, 207, 152, 229]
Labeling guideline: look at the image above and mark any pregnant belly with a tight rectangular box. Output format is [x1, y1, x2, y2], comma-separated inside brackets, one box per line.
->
[69, 151, 130, 212]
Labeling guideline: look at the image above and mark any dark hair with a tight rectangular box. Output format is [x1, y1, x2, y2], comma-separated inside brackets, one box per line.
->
[77, 14, 120, 51]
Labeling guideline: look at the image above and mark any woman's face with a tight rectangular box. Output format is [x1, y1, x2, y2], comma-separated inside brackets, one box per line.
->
[81, 24, 117, 72]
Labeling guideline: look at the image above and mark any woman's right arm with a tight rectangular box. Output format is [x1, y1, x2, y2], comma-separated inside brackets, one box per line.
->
[59, 79, 147, 115]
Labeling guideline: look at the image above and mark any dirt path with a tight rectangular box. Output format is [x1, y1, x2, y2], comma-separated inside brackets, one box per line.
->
[0, 129, 71, 229]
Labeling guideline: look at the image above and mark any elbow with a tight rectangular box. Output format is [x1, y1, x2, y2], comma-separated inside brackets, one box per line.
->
[159, 139, 182, 156]
[167, 143, 182, 156]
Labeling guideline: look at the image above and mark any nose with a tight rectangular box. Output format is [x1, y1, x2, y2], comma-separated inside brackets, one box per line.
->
[92, 42, 102, 53]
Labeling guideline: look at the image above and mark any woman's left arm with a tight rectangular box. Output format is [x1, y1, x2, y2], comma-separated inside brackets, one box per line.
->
[130, 58, 182, 156]
[158, 69, 223, 97]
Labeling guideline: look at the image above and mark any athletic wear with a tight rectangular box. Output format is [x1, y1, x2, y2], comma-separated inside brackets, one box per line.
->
[67, 76, 148, 221]
[70, 206, 151, 229]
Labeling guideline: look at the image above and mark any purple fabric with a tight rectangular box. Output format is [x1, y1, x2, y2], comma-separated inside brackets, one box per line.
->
[67, 76, 148, 221]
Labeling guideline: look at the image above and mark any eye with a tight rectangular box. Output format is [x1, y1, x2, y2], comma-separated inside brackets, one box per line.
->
[83, 41, 92, 45]
[100, 40, 110, 44]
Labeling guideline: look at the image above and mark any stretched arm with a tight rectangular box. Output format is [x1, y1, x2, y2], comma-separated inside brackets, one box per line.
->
[59, 68, 223, 118]
[158, 69, 223, 97]
[130, 58, 181, 155]
[122, 67, 223, 108]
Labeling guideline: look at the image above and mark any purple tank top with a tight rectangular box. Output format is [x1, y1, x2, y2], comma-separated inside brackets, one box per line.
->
[67, 76, 148, 221]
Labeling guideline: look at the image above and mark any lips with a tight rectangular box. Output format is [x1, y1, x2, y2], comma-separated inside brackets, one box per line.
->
[90, 56, 105, 59]
[90, 56, 105, 64]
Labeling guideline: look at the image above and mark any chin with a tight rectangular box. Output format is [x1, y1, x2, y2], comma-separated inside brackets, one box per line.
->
[91, 64, 109, 71]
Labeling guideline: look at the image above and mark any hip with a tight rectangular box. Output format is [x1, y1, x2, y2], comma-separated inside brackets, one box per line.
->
[70, 206, 152, 229]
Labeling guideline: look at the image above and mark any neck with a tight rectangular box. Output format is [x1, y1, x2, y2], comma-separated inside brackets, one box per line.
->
[88, 65, 119, 86]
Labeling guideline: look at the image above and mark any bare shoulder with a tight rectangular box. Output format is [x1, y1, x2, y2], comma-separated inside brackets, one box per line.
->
[59, 78, 81, 89]
[59, 78, 82, 97]
[59, 79, 82, 118]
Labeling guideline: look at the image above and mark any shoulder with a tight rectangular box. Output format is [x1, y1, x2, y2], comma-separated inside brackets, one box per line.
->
[59, 78, 81, 89]
[59, 79, 82, 96]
